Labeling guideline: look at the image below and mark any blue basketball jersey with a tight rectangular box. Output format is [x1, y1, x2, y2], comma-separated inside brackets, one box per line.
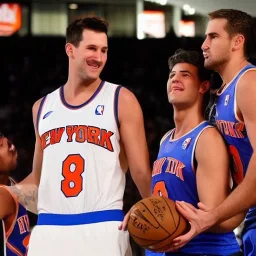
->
[2, 187, 30, 256]
[152, 121, 240, 255]
[214, 64, 256, 231]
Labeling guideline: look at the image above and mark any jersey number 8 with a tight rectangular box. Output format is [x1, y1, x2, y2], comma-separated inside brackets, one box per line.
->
[61, 154, 85, 197]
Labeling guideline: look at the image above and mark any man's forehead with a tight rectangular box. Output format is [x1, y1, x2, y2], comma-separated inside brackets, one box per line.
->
[171, 63, 197, 73]
[81, 30, 107, 44]
[206, 18, 227, 32]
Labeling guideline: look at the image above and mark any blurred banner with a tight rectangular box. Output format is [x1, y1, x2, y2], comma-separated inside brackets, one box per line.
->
[138, 10, 165, 39]
[0, 3, 22, 36]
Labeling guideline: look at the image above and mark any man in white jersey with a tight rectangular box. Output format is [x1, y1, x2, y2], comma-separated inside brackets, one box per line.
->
[7, 17, 152, 256]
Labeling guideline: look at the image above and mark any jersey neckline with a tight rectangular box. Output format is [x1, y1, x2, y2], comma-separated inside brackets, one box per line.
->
[169, 121, 208, 142]
[60, 80, 105, 109]
[216, 64, 253, 96]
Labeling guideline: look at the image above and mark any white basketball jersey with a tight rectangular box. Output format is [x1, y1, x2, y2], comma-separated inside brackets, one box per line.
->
[37, 81, 126, 214]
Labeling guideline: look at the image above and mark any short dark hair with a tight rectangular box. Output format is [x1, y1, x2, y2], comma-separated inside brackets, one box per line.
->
[168, 49, 212, 82]
[208, 9, 256, 58]
[66, 17, 109, 47]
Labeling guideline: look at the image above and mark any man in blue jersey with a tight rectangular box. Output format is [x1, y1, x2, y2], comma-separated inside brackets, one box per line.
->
[170, 9, 256, 256]
[146, 49, 244, 256]
[0, 132, 30, 255]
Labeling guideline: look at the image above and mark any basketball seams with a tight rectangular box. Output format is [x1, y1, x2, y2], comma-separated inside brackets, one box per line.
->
[161, 196, 179, 228]
[140, 202, 172, 236]
[130, 208, 162, 230]
[141, 200, 178, 237]
[128, 196, 188, 252]
[161, 196, 184, 237]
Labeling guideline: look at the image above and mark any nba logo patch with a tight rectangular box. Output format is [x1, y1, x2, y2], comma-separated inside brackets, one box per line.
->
[95, 105, 104, 115]
[182, 138, 191, 150]
[224, 95, 230, 106]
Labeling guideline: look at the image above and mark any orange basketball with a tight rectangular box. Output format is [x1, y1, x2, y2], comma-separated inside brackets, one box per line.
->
[127, 196, 189, 252]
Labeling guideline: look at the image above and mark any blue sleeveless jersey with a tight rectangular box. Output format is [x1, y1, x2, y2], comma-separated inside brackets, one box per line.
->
[4, 189, 30, 256]
[152, 121, 240, 255]
[215, 64, 256, 231]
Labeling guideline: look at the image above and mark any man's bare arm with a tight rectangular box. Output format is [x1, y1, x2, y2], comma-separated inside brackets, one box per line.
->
[9, 98, 44, 214]
[196, 127, 246, 232]
[118, 87, 152, 199]
[8, 184, 38, 214]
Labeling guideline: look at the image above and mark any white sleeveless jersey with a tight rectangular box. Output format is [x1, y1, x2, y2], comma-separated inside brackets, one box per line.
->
[37, 81, 126, 214]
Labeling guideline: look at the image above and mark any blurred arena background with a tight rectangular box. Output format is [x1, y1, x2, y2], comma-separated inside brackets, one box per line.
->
[1, 0, 255, 255]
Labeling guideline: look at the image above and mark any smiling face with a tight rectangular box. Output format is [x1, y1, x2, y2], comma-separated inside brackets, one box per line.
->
[167, 63, 204, 109]
[0, 134, 18, 174]
[67, 29, 108, 82]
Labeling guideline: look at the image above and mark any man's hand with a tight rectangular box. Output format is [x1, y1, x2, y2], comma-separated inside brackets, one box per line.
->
[162, 201, 217, 252]
[118, 206, 135, 231]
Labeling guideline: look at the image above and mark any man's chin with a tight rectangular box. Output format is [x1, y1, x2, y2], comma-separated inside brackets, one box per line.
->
[88, 74, 100, 81]
[204, 60, 213, 70]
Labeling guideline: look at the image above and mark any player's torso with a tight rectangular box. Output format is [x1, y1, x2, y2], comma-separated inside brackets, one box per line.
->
[152, 121, 210, 207]
[215, 65, 255, 185]
[152, 122, 240, 254]
[5, 203, 30, 256]
[37, 81, 125, 214]
[214, 64, 256, 231]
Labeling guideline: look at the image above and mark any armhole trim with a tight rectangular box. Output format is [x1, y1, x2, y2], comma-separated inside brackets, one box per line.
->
[114, 86, 122, 128]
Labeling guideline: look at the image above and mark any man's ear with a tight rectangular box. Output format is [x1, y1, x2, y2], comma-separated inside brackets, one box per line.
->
[232, 34, 245, 52]
[199, 80, 210, 94]
[65, 43, 74, 58]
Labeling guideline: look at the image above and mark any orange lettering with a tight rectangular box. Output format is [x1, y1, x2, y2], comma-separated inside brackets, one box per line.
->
[227, 122, 236, 137]
[41, 132, 50, 150]
[50, 127, 64, 144]
[75, 125, 87, 143]
[152, 158, 166, 177]
[88, 126, 100, 145]
[100, 129, 114, 151]
[216, 120, 245, 139]
[66, 125, 78, 142]
[165, 157, 185, 181]
[234, 123, 245, 138]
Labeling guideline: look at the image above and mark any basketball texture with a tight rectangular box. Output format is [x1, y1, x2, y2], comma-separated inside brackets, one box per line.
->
[127, 196, 189, 252]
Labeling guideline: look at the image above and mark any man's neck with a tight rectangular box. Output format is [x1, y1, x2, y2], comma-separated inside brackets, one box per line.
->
[65, 77, 102, 96]
[173, 107, 204, 139]
[218, 58, 249, 85]
[63, 77, 102, 105]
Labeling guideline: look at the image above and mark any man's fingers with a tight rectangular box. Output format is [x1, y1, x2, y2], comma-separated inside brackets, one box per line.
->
[197, 202, 209, 211]
[119, 211, 131, 231]
[176, 201, 197, 219]
[165, 227, 197, 251]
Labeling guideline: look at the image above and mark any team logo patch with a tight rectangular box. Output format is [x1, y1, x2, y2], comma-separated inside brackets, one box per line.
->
[43, 111, 53, 119]
[224, 95, 230, 106]
[182, 138, 191, 150]
[95, 105, 104, 115]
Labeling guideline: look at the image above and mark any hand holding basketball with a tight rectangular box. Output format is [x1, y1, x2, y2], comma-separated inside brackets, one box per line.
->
[127, 196, 189, 252]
